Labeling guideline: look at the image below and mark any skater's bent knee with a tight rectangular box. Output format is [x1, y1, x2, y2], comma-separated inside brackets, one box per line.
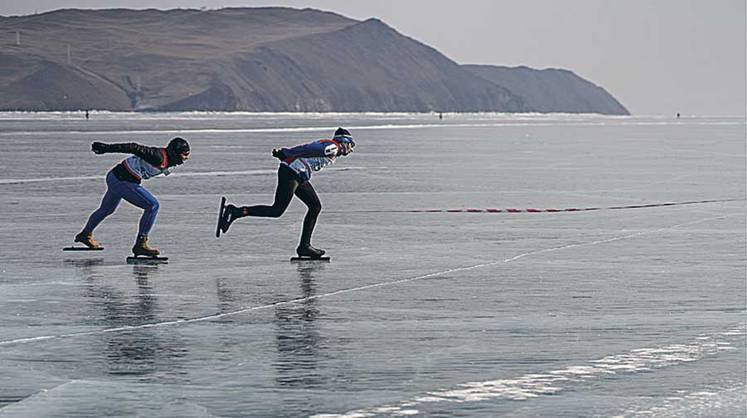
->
[146, 200, 160, 213]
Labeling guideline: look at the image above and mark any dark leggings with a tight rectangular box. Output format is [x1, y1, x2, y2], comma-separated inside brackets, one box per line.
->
[238, 165, 321, 246]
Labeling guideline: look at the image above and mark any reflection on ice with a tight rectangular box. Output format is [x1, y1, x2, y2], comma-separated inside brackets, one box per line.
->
[71, 262, 189, 380]
[274, 263, 326, 388]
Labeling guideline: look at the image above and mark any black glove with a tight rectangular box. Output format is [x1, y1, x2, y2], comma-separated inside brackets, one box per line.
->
[272, 148, 287, 160]
[91, 142, 109, 154]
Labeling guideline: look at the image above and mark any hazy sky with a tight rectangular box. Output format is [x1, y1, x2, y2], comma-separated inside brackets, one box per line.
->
[2, 0, 745, 115]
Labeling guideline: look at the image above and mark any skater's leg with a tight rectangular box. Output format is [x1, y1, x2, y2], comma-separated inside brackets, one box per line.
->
[294, 181, 322, 248]
[239, 166, 297, 218]
[220, 165, 298, 234]
[82, 172, 123, 233]
[120, 182, 160, 236]
[119, 183, 160, 256]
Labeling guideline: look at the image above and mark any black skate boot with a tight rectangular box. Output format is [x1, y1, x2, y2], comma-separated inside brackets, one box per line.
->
[220, 204, 241, 234]
[74, 231, 103, 250]
[296, 244, 326, 258]
[132, 235, 160, 257]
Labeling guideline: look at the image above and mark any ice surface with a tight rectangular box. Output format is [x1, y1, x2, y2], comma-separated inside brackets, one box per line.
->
[0, 113, 744, 417]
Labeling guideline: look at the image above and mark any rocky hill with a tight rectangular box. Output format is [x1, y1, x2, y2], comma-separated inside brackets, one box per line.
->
[0, 8, 626, 114]
[465, 64, 628, 114]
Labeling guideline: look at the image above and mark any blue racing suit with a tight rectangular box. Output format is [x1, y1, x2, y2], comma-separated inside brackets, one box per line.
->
[278, 139, 341, 182]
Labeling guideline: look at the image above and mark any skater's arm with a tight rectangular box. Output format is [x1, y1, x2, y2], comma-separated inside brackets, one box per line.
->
[91, 142, 166, 168]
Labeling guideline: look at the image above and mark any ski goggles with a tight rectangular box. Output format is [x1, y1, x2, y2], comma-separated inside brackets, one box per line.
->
[334, 135, 355, 148]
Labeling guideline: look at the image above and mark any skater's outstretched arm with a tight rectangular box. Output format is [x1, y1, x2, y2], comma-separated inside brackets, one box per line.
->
[91, 142, 167, 168]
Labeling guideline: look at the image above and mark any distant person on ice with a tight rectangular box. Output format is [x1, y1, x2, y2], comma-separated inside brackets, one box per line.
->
[73, 138, 191, 256]
[217, 127, 355, 258]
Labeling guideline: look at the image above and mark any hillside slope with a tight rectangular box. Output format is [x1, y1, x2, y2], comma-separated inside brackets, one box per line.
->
[0, 8, 625, 113]
[465, 64, 629, 115]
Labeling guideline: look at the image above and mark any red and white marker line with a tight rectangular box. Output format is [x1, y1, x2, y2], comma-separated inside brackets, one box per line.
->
[337, 198, 743, 214]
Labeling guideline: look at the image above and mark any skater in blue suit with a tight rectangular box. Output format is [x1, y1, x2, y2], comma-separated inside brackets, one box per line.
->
[218, 128, 355, 258]
[74, 137, 191, 256]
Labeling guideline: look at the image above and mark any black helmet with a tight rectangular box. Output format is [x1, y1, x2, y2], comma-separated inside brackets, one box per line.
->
[166, 137, 190, 165]
[334, 127, 351, 138]
[167, 137, 190, 155]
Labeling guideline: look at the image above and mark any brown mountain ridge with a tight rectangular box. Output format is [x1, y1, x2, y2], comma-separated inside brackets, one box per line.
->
[0, 7, 628, 114]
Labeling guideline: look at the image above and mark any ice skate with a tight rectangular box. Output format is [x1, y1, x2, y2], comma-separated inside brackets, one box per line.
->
[291, 244, 329, 262]
[128, 235, 168, 264]
[132, 235, 160, 257]
[297, 244, 325, 257]
[63, 231, 104, 251]
[219, 201, 240, 235]
[216, 196, 226, 237]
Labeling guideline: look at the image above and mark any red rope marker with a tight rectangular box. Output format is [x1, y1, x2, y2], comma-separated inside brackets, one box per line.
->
[333, 198, 744, 214]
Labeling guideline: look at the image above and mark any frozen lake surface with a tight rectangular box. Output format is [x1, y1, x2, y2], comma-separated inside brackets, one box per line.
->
[0, 112, 744, 417]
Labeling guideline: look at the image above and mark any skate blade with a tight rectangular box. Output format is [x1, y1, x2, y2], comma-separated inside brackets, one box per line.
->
[290, 256, 330, 262]
[63, 246, 103, 251]
[216, 196, 226, 238]
[127, 255, 169, 264]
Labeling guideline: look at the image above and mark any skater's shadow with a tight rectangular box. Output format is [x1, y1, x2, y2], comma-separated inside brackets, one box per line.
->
[273, 262, 327, 388]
